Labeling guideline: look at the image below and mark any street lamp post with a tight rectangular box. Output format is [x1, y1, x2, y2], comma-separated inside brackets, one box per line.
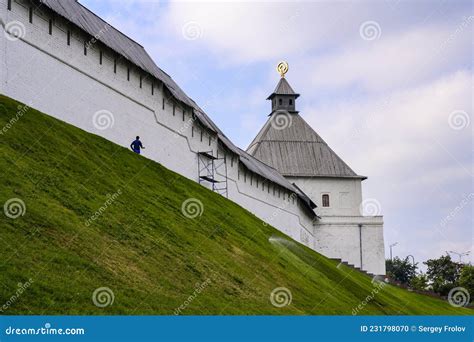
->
[447, 250, 470, 263]
[406, 254, 415, 266]
[389, 242, 398, 260]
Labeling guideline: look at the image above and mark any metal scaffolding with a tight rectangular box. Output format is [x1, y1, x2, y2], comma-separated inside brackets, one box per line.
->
[197, 151, 228, 197]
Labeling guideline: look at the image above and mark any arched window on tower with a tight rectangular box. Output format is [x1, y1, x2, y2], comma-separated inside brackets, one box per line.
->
[289, 99, 293, 105]
[322, 194, 330, 207]
[278, 98, 282, 105]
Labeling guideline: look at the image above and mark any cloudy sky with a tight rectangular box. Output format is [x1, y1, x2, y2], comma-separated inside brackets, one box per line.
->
[81, 0, 472, 267]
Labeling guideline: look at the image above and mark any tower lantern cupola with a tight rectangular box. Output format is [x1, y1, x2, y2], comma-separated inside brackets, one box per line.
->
[267, 61, 300, 114]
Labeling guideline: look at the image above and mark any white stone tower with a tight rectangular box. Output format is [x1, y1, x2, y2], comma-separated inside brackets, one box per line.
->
[247, 62, 386, 275]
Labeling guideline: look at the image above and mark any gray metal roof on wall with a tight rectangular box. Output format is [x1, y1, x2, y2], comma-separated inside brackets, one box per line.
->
[247, 114, 366, 179]
[40, 0, 217, 130]
[38, 0, 316, 211]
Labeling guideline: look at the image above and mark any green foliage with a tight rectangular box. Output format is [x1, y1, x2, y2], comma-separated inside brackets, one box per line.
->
[386, 257, 417, 285]
[0, 95, 470, 315]
[424, 255, 463, 296]
[410, 274, 429, 291]
[459, 265, 474, 303]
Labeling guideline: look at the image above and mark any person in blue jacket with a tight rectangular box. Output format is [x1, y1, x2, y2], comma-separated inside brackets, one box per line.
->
[130, 136, 145, 154]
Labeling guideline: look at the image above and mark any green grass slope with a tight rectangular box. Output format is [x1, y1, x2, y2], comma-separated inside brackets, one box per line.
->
[0, 95, 470, 315]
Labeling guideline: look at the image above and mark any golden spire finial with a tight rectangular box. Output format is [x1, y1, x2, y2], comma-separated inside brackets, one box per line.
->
[276, 61, 289, 78]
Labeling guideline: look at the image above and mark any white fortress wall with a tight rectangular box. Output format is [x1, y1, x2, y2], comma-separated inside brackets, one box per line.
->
[314, 216, 385, 276]
[0, 0, 317, 251]
[0, 3, 5, 95]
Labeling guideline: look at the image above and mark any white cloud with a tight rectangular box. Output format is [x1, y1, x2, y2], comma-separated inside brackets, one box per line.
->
[300, 23, 470, 93]
[306, 70, 472, 179]
[163, 1, 348, 63]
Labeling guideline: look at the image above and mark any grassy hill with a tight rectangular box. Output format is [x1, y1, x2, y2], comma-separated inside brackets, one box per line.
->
[0, 94, 470, 315]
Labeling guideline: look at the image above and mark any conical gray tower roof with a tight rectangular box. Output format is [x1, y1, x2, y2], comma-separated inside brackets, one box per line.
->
[247, 115, 365, 178]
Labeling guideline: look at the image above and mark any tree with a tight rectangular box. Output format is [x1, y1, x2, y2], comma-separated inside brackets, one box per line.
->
[410, 273, 428, 291]
[458, 265, 474, 304]
[386, 257, 417, 285]
[424, 255, 463, 296]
